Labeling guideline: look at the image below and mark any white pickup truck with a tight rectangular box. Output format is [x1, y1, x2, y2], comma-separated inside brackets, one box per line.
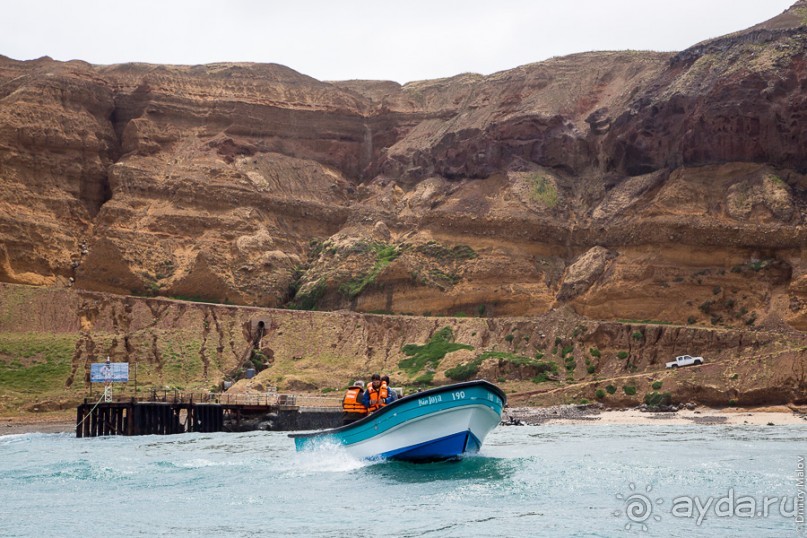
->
[666, 355, 704, 369]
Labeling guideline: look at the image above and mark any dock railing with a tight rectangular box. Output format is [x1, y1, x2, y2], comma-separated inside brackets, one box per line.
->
[93, 389, 342, 409]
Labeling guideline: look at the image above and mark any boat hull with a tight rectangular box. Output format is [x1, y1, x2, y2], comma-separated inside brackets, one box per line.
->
[291, 381, 505, 461]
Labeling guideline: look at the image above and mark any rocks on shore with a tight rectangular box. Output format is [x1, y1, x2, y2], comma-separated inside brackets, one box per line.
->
[503, 404, 605, 425]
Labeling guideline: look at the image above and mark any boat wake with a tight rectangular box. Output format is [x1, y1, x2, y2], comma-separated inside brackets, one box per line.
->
[290, 439, 372, 475]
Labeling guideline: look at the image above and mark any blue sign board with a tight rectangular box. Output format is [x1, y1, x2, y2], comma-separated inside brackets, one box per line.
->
[90, 362, 129, 383]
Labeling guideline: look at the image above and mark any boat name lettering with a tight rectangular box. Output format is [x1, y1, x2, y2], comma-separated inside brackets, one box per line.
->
[451, 391, 466, 400]
[418, 395, 443, 406]
[486, 393, 502, 405]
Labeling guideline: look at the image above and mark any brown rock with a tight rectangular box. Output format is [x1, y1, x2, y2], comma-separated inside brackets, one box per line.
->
[0, 5, 806, 331]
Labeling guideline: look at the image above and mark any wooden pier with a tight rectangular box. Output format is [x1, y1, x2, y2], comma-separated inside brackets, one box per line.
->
[76, 401, 226, 437]
[76, 391, 341, 438]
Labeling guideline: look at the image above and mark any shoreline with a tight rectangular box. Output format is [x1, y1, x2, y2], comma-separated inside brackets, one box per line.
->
[1, 412, 76, 436]
[2, 405, 806, 436]
[506, 405, 807, 426]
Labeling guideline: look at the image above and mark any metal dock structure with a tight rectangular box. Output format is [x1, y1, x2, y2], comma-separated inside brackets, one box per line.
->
[76, 391, 342, 438]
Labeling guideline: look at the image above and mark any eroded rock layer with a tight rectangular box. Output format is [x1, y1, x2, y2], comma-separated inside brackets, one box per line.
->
[0, 284, 804, 412]
[2, 3, 807, 330]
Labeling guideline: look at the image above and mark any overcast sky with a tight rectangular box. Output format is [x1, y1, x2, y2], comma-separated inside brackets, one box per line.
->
[1, 0, 796, 83]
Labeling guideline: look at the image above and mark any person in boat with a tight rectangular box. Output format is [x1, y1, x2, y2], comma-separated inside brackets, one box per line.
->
[341, 379, 368, 425]
[382, 375, 398, 403]
[362, 373, 395, 412]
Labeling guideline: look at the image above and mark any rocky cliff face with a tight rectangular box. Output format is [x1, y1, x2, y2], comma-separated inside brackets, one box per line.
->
[0, 284, 804, 414]
[1, 3, 807, 331]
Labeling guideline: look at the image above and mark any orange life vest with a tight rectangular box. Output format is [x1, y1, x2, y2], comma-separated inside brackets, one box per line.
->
[367, 381, 389, 412]
[342, 387, 368, 414]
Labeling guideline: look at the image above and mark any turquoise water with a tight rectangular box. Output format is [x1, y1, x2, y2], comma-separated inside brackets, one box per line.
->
[1, 425, 805, 537]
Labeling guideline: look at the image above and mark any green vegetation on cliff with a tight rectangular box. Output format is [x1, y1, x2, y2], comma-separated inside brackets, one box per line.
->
[445, 351, 558, 382]
[339, 243, 400, 299]
[398, 327, 473, 375]
[0, 333, 76, 393]
[530, 174, 559, 208]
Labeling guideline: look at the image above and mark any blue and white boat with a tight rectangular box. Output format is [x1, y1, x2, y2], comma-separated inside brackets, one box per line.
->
[290, 380, 506, 461]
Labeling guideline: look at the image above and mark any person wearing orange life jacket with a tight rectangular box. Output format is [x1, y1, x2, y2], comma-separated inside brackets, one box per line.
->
[341, 380, 368, 425]
[362, 373, 395, 412]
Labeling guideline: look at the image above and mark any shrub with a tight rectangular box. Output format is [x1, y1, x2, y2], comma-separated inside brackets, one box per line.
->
[339, 243, 400, 298]
[644, 391, 672, 407]
[413, 372, 434, 385]
[595, 389, 606, 399]
[587, 365, 596, 374]
[561, 345, 575, 357]
[687, 316, 696, 325]
[535, 360, 560, 375]
[250, 350, 271, 371]
[290, 279, 326, 310]
[505, 334, 515, 343]
[399, 327, 474, 374]
[605, 385, 617, 395]
[447, 351, 556, 382]
[651, 381, 663, 390]
[623, 385, 637, 396]
[589, 347, 601, 358]
[730, 373, 739, 380]
[531, 373, 550, 383]
[631, 331, 643, 341]
[617, 351, 629, 360]
[445, 362, 480, 382]
[430, 269, 461, 288]
[531, 174, 559, 207]
[728, 399, 738, 406]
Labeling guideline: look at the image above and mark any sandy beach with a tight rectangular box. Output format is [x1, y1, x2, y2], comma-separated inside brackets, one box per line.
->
[0, 412, 76, 436]
[506, 405, 807, 426]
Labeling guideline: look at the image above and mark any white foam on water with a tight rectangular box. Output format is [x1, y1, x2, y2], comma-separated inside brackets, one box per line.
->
[180, 458, 219, 468]
[290, 439, 371, 475]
